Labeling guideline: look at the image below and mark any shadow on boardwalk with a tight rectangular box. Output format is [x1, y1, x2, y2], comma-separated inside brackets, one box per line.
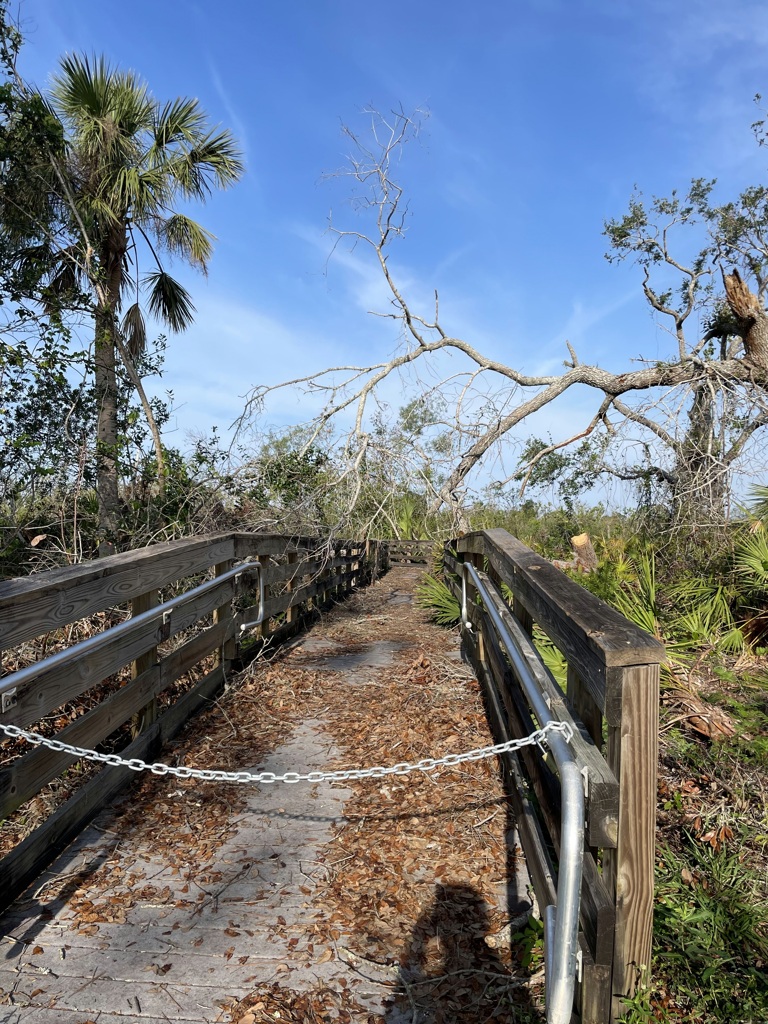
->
[386, 883, 542, 1024]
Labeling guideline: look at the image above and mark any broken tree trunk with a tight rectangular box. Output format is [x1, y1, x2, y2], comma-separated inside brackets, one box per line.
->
[552, 533, 598, 574]
[724, 268, 768, 371]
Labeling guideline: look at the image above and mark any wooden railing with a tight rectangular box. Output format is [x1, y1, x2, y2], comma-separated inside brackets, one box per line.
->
[384, 538, 433, 564]
[444, 530, 664, 1024]
[0, 532, 385, 913]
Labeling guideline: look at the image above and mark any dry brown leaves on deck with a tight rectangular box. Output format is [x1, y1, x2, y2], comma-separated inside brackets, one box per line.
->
[222, 982, 383, 1023]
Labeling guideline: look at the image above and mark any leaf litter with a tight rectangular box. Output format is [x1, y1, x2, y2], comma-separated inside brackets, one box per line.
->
[2, 566, 543, 1022]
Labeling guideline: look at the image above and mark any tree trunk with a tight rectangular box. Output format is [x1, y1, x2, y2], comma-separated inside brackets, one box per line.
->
[673, 381, 728, 528]
[571, 533, 598, 571]
[724, 268, 768, 370]
[94, 235, 126, 557]
[94, 305, 120, 556]
[114, 333, 167, 498]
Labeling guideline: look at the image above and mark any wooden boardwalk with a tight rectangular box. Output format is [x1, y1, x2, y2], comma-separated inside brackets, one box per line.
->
[1, 567, 533, 1024]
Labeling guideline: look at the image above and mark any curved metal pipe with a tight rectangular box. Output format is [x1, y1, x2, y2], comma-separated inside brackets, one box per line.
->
[0, 561, 262, 704]
[462, 561, 584, 1024]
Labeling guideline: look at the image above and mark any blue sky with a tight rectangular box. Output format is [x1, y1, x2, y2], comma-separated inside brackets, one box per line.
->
[13, 0, 768, 491]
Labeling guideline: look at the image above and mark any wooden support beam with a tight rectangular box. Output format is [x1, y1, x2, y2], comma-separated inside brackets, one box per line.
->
[213, 559, 236, 680]
[604, 663, 659, 1015]
[130, 589, 159, 739]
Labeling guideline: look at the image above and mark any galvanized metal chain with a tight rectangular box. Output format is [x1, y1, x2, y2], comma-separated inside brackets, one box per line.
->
[0, 720, 572, 785]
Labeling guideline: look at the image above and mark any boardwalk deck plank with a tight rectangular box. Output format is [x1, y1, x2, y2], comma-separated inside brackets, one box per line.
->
[1, 567, 532, 1024]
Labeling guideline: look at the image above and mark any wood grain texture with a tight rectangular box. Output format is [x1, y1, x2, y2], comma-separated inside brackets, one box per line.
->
[457, 530, 664, 722]
[0, 662, 159, 818]
[447, 533, 659, 1023]
[130, 589, 159, 738]
[0, 620, 230, 818]
[0, 535, 235, 649]
[577, 939, 613, 1024]
[4, 576, 236, 730]
[473, 572, 619, 848]
[605, 663, 659, 1014]
[213, 560, 236, 675]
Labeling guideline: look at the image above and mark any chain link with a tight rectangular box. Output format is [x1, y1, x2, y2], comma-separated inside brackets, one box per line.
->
[0, 720, 573, 785]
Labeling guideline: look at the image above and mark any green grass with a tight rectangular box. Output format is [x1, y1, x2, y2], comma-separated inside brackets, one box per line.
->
[623, 836, 768, 1023]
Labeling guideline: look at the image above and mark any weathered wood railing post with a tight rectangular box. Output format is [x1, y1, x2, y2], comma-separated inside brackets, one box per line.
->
[130, 588, 159, 739]
[257, 553, 269, 638]
[462, 548, 486, 664]
[285, 550, 298, 627]
[604, 662, 659, 1017]
[213, 558, 236, 681]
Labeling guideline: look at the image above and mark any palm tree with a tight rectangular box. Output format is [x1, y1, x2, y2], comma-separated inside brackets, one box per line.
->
[48, 54, 243, 554]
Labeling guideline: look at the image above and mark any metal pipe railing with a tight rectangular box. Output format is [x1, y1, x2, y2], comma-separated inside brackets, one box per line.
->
[462, 561, 584, 1024]
[0, 561, 262, 710]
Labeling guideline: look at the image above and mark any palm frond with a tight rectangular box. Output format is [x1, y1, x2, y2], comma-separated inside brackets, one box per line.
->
[51, 54, 114, 122]
[157, 214, 215, 270]
[105, 166, 164, 219]
[745, 485, 768, 524]
[144, 270, 195, 332]
[121, 302, 146, 359]
[734, 528, 768, 592]
[52, 54, 153, 176]
[152, 97, 208, 148]
[532, 626, 568, 688]
[164, 129, 244, 199]
[613, 553, 662, 638]
[416, 574, 461, 627]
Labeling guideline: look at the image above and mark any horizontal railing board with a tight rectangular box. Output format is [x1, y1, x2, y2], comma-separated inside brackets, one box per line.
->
[457, 531, 664, 720]
[262, 555, 349, 587]
[442, 549, 462, 578]
[0, 620, 231, 819]
[477, 603, 563, 834]
[476, 571, 619, 848]
[0, 663, 161, 819]
[261, 568, 357, 621]
[0, 535, 236, 650]
[466, 599, 615, 968]
[5, 616, 164, 729]
[232, 533, 366, 561]
[0, 534, 377, 654]
[161, 619, 232, 682]
[3, 576, 237, 730]
[455, 575, 618, 846]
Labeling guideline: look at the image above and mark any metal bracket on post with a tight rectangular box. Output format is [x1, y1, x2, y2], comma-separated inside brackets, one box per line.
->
[1, 687, 17, 714]
[238, 562, 265, 635]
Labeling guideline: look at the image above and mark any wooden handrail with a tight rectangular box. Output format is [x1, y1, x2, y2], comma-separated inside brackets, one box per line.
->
[444, 530, 662, 1024]
[0, 532, 386, 913]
